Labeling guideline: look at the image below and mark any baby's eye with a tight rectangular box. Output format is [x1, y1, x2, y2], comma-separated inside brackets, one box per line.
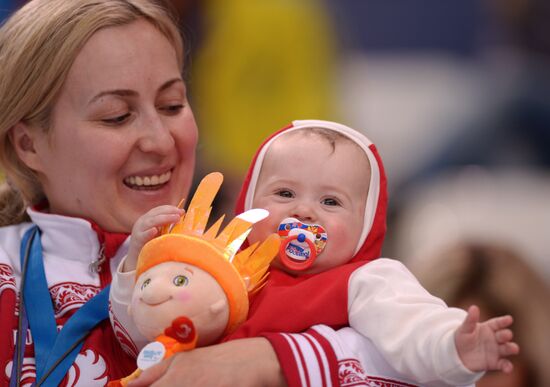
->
[322, 197, 341, 206]
[276, 189, 294, 198]
[173, 275, 189, 287]
[141, 278, 151, 290]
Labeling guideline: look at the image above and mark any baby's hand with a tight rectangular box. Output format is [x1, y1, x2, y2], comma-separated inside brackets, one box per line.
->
[124, 205, 184, 272]
[455, 305, 519, 373]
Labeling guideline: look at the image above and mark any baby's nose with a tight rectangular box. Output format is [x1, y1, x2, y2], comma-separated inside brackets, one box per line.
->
[292, 204, 316, 222]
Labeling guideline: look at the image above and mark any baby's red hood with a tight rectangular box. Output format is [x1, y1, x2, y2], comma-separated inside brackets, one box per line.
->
[234, 119, 388, 265]
[226, 120, 388, 340]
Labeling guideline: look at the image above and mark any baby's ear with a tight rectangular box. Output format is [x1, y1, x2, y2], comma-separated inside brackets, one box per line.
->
[209, 299, 227, 315]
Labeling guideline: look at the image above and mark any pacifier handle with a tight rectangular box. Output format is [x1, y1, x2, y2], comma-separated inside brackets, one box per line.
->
[279, 233, 317, 271]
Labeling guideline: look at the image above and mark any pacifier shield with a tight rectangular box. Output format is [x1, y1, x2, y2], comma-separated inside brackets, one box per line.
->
[277, 218, 327, 271]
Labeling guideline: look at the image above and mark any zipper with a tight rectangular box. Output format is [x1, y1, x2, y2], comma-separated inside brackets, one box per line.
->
[89, 244, 105, 273]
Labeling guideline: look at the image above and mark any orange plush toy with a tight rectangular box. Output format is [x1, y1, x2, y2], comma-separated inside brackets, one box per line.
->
[110, 173, 279, 386]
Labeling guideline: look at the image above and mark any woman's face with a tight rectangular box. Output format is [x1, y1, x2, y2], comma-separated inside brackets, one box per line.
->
[31, 19, 198, 232]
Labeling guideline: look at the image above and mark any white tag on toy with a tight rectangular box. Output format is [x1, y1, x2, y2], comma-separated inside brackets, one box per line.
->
[277, 217, 327, 271]
[137, 341, 166, 370]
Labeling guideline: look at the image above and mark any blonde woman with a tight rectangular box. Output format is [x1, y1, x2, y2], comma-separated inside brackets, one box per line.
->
[0, 1, 221, 385]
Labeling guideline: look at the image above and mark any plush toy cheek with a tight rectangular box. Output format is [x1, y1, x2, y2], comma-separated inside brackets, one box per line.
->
[174, 289, 192, 302]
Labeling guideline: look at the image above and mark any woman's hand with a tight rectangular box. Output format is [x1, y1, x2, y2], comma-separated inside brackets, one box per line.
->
[128, 338, 286, 387]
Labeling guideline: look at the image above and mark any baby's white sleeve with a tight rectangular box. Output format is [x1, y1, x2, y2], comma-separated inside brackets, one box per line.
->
[109, 256, 148, 356]
[347, 258, 482, 386]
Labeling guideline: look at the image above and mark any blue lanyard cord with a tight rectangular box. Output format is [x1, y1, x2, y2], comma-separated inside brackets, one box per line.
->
[22, 227, 58, 381]
[36, 287, 110, 386]
[12, 226, 111, 387]
[10, 227, 38, 387]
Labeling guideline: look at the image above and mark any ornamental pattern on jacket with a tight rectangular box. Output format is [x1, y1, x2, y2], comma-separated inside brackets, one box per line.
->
[0, 211, 135, 386]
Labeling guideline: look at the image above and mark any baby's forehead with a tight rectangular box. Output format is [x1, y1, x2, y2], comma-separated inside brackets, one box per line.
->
[274, 127, 351, 145]
[269, 128, 369, 164]
[262, 128, 371, 183]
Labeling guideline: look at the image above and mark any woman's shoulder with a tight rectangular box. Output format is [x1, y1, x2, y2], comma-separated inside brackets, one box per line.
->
[0, 221, 33, 249]
[0, 221, 33, 271]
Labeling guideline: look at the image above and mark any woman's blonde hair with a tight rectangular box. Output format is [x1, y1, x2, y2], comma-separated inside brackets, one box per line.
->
[0, 0, 183, 226]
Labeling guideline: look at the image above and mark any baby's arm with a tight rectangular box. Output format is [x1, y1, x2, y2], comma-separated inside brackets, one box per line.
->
[455, 305, 519, 373]
[348, 258, 482, 385]
[123, 205, 184, 272]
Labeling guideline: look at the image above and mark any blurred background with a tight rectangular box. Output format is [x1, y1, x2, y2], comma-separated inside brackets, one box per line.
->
[2, 1, 549, 385]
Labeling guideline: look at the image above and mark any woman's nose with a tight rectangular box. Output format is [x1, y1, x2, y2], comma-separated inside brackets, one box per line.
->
[137, 113, 175, 155]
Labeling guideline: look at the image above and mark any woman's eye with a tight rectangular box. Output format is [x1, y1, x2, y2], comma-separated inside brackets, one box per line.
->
[276, 190, 294, 198]
[102, 112, 131, 125]
[322, 198, 340, 206]
[173, 275, 189, 287]
[141, 278, 151, 290]
[159, 104, 184, 115]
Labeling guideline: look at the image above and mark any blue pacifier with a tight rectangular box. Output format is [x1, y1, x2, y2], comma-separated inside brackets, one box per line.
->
[277, 217, 328, 271]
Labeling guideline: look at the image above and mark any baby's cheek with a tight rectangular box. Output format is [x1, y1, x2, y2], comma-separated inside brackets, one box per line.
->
[174, 289, 192, 303]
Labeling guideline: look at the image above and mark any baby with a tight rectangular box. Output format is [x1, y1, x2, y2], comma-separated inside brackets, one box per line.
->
[228, 119, 519, 386]
[113, 120, 519, 386]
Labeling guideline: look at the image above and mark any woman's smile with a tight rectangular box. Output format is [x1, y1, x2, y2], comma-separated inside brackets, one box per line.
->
[124, 170, 172, 189]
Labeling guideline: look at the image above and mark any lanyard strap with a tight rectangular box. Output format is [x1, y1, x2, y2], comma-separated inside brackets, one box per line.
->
[10, 227, 37, 387]
[13, 225, 110, 387]
[22, 226, 57, 380]
[37, 286, 109, 386]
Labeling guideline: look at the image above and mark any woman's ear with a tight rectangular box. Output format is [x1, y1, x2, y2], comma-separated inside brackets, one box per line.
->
[8, 122, 42, 171]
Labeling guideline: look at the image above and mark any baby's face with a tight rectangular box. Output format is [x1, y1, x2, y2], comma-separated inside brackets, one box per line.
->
[129, 261, 229, 345]
[248, 133, 370, 275]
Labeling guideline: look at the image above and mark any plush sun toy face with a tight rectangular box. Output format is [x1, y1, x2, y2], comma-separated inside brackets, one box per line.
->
[129, 261, 230, 346]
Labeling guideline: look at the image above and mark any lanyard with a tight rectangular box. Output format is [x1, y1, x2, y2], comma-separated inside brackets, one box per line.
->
[11, 226, 110, 387]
